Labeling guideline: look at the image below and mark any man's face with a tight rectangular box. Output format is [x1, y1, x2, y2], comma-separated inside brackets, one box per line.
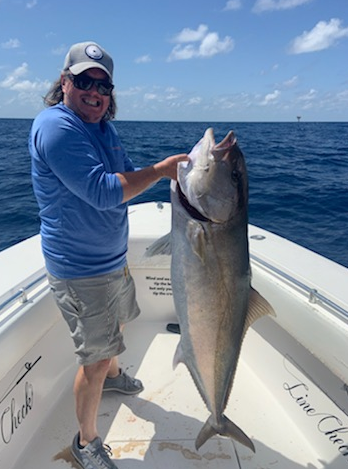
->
[61, 68, 111, 123]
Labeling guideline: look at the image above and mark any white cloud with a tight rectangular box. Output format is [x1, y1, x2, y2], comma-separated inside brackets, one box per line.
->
[253, 0, 313, 13]
[283, 75, 298, 87]
[297, 89, 317, 101]
[114, 82, 348, 121]
[135, 55, 152, 64]
[166, 93, 180, 101]
[165, 87, 181, 101]
[260, 63, 279, 76]
[214, 97, 236, 109]
[1, 38, 21, 49]
[0, 63, 29, 88]
[336, 90, 348, 103]
[187, 97, 202, 105]
[172, 24, 209, 43]
[168, 24, 234, 61]
[165, 86, 178, 93]
[26, 0, 37, 8]
[117, 86, 142, 97]
[260, 89, 281, 105]
[199, 32, 234, 57]
[223, 0, 242, 11]
[141, 87, 183, 103]
[168, 44, 195, 61]
[0, 62, 50, 97]
[144, 93, 158, 101]
[289, 18, 348, 54]
[51, 45, 67, 56]
[10, 80, 45, 92]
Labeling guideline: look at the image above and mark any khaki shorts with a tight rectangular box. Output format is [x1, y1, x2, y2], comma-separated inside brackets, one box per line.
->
[47, 267, 140, 365]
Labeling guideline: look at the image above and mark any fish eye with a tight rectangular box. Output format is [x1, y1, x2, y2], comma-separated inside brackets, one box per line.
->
[231, 170, 240, 181]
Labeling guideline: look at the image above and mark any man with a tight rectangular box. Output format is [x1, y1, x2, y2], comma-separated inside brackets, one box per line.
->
[29, 41, 188, 469]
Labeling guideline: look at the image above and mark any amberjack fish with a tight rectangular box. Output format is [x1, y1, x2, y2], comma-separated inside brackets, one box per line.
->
[147, 128, 275, 452]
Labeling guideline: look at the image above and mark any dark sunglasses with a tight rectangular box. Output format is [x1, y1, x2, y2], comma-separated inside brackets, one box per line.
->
[67, 73, 114, 96]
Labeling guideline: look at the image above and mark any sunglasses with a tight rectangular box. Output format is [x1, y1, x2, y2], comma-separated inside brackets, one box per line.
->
[67, 73, 114, 96]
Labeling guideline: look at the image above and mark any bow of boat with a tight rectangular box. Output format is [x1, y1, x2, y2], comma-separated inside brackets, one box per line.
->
[0, 202, 347, 469]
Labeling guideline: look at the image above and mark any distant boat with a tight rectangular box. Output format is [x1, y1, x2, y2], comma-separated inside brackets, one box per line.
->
[297, 116, 301, 122]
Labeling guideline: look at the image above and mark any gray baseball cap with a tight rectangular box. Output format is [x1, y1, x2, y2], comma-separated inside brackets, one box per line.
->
[63, 41, 113, 80]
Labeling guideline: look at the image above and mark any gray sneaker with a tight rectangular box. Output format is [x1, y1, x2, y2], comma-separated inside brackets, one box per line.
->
[71, 433, 117, 469]
[103, 368, 144, 395]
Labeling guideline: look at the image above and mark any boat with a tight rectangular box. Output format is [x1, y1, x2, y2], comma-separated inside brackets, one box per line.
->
[1, 201, 347, 468]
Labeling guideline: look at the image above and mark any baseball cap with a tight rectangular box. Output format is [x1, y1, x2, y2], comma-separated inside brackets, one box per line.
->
[63, 41, 113, 80]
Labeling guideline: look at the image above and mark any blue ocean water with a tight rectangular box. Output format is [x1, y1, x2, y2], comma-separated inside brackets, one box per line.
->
[0, 119, 347, 268]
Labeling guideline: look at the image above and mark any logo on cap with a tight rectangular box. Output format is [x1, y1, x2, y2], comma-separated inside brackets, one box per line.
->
[85, 45, 103, 60]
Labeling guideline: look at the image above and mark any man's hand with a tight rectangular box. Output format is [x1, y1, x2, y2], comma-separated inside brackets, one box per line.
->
[117, 153, 189, 203]
[153, 153, 189, 181]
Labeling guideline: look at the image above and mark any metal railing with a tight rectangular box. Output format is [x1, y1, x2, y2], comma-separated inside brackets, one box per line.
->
[0, 272, 47, 313]
[1, 255, 347, 325]
[250, 253, 348, 323]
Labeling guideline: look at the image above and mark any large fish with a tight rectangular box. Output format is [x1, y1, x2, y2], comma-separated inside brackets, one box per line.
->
[148, 128, 275, 452]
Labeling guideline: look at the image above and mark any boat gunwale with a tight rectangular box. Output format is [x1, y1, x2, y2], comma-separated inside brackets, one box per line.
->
[250, 253, 348, 324]
[1, 243, 347, 331]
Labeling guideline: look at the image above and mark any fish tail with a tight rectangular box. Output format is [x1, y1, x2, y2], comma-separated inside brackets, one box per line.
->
[195, 414, 255, 452]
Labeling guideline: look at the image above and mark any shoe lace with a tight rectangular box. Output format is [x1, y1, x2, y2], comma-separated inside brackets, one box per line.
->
[122, 365, 133, 375]
[120, 367, 137, 390]
[91, 443, 113, 468]
[102, 444, 113, 457]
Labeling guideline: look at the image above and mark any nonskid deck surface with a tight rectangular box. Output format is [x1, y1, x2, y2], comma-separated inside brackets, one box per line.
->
[12, 319, 344, 469]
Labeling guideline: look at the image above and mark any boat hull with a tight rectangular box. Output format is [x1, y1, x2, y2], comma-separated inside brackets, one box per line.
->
[1, 202, 347, 468]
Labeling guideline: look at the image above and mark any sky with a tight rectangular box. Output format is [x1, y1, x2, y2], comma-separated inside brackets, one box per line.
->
[0, 0, 347, 122]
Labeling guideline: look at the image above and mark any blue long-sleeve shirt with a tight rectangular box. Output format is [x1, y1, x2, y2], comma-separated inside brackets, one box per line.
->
[30, 104, 134, 278]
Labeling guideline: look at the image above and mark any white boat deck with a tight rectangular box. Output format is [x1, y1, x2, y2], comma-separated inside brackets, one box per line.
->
[8, 315, 346, 469]
[1, 202, 348, 469]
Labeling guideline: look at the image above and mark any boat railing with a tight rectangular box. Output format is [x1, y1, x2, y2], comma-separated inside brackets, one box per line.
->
[1, 254, 347, 327]
[0, 271, 47, 316]
[250, 253, 348, 324]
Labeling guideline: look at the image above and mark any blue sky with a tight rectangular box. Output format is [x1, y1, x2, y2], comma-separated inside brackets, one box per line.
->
[0, 0, 347, 122]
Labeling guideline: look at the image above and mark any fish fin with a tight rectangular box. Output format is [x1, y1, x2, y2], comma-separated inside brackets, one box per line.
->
[145, 233, 171, 257]
[195, 418, 216, 450]
[173, 340, 185, 370]
[244, 287, 276, 331]
[186, 220, 206, 263]
[195, 414, 255, 453]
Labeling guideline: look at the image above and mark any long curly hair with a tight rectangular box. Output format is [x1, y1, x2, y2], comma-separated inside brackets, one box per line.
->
[43, 72, 117, 121]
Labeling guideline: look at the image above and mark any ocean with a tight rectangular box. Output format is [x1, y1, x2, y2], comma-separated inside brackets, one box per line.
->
[0, 119, 347, 268]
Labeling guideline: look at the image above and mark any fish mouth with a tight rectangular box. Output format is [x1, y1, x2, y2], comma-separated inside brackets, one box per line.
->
[177, 183, 210, 222]
[211, 130, 236, 161]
